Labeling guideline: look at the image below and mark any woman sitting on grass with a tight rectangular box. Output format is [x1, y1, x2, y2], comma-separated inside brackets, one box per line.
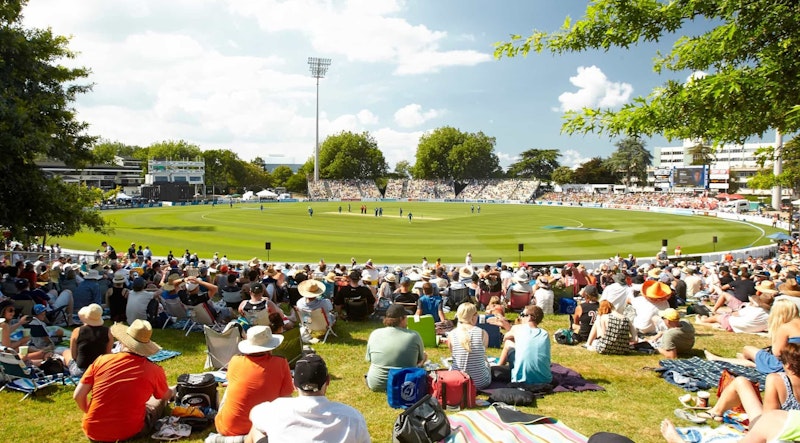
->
[704, 299, 800, 373]
[698, 342, 800, 422]
[447, 303, 491, 389]
[586, 300, 636, 355]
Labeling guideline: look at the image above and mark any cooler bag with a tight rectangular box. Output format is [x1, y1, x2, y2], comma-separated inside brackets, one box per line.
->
[387, 367, 428, 409]
[176, 373, 218, 408]
[559, 297, 577, 315]
[428, 370, 476, 409]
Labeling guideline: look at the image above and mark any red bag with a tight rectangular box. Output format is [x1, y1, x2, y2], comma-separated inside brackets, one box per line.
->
[717, 369, 760, 414]
[428, 370, 476, 409]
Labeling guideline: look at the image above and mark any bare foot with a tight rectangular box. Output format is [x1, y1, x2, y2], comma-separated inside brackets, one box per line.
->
[660, 419, 684, 443]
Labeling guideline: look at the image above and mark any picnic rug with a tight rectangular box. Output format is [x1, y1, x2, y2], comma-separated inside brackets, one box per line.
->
[657, 357, 766, 392]
[148, 349, 182, 363]
[480, 363, 604, 396]
[443, 406, 588, 443]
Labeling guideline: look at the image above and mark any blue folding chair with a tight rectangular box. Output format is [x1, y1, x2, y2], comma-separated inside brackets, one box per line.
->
[0, 351, 72, 401]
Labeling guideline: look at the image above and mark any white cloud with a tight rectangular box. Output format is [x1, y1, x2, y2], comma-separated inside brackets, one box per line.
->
[496, 151, 517, 169]
[372, 127, 423, 168]
[557, 66, 633, 112]
[228, 0, 491, 75]
[394, 104, 442, 128]
[561, 150, 592, 169]
[357, 109, 379, 125]
[686, 70, 708, 84]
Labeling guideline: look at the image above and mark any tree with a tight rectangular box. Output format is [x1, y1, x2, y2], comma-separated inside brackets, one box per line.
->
[605, 137, 652, 187]
[393, 160, 412, 178]
[749, 137, 800, 195]
[507, 149, 561, 180]
[271, 165, 294, 187]
[550, 166, 575, 185]
[413, 126, 502, 179]
[495, 1, 800, 145]
[688, 143, 715, 167]
[318, 131, 388, 179]
[0, 1, 107, 240]
[574, 157, 616, 184]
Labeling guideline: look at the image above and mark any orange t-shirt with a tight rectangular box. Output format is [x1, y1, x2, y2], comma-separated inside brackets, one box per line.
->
[214, 353, 294, 436]
[81, 352, 169, 442]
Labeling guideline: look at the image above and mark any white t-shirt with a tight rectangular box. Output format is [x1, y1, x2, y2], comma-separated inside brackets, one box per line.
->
[601, 283, 633, 314]
[729, 305, 769, 333]
[126, 290, 154, 324]
[250, 395, 370, 443]
[630, 296, 668, 334]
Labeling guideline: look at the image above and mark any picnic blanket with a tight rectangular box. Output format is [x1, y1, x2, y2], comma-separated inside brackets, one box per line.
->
[480, 363, 604, 395]
[443, 407, 588, 443]
[148, 349, 181, 363]
[657, 357, 766, 392]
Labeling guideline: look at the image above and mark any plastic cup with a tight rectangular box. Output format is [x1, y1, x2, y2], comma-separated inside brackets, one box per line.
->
[18, 345, 28, 358]
[21, 328, 30, 337]
[697, 391, 710, 408]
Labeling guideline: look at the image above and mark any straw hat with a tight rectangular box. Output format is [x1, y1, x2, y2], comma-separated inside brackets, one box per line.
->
[110, 319, 161, 357]
[113, 272, 126, 284]
[647, 268, 663, 279]
[641, 280, 672, 302]
[755, 280, 778, 295]
[458, 266, 473, 280]
[161, 274, 181, 291]
[84, 269, 102, 280]
[248, 257, 261, 268]
[238, 325, 283, 354]
[778, 278, 800, 297]
[298, 279, 325, 299]
[383, 273, 396, 283]
[78, 303, 104, 327]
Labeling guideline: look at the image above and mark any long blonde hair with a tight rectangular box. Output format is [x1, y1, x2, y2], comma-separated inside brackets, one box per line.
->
[456, 303, 478, 353]
[768, 299, 799, 339]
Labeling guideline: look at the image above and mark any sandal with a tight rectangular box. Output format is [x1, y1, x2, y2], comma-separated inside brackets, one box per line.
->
[674, 408, 706, 424]
[697, 411, 723, 422]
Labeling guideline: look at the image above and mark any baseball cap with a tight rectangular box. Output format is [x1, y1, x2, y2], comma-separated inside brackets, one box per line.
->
[386, 304, 408, 319]
[294, 353, 328, 392]
[660, 308, 680, 322]
[33, 304, 47, 315]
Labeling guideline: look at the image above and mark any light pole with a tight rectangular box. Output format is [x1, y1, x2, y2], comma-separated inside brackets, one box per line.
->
[308, 57, 331, 182]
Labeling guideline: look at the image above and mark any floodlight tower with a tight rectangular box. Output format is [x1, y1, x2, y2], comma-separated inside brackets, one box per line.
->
[308, 57, 331, 182]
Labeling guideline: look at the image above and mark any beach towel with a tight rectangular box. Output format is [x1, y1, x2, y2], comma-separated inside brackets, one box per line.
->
[480, 363, 604, 396]
[444, 407, 587, 443]
[657, 357, 766, 392]
[148, 349, 182, 362]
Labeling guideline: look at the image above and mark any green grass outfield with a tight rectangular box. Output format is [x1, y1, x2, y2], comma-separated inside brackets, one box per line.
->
[57, 202, 779, 264]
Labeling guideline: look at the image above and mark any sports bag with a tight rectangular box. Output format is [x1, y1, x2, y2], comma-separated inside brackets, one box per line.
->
[392, 394, 451, 443]
[176, 373, 218, 408]
[559, 297, 577, 315]
[554, 328, 576, 345]
[427, 370, 476, 409]
[387, 367, 428, 409]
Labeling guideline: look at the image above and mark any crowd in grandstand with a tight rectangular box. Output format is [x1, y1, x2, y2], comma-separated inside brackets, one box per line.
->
[309, 178, 537, 201]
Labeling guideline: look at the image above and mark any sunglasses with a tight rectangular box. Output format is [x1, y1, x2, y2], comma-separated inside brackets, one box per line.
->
[519, 313, 530, 318]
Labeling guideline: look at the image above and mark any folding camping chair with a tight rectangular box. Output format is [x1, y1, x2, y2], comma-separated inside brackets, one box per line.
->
[272, 326, 303, 368]
[478, 290, 501, 310]
[295, 307, 337, 343]
[161, 297, 188, 329]
[446, 286, 471, 311]
[0, 351, 71, 401]
[185, 303, 218, 336]
[203, 322, 243, 370]
[25, 323, 60, 351]
[508, 290, 532, 312]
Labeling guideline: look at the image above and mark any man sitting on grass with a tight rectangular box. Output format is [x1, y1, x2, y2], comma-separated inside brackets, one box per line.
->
[365, 304, 426, 392]
[245, 353, 370, 443]
[647, 308, 695, 359]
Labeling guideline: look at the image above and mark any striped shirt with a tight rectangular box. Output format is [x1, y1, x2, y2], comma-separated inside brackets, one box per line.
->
[449, 325, 491, 389]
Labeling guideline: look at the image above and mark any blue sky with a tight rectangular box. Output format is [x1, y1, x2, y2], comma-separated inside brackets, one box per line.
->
[23, 0, 701, 170]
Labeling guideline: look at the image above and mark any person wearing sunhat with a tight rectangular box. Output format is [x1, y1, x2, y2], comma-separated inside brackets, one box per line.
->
[72, 268, 103, 312]
[631, 280, 672, 336]
[296, 279, 335, 325]
[214, 325, 293, 438]
[365, 304, 426, 392]
[62, 304, 113, 378]
[74, 319, 172, 443]
[776, 271, 800, 311]
[246, 353, 370, 443]
[646, 308, 695, 359]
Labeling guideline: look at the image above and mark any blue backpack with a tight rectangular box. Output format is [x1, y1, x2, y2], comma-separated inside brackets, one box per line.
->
[559, 297, 577, 315]
[387, 367, 428, 409]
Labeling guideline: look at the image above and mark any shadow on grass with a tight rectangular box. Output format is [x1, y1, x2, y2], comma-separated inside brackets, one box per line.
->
[132, 226, 216, 232]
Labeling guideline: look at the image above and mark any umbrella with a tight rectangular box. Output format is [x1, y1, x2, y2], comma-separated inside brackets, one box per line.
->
[715, 193, 730, 200]
[767, 232, 793, 241]
[727, 193, 745, 200]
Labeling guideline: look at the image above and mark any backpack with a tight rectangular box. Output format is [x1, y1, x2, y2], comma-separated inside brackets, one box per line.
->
[554, 328, 576, 345]
[427, 370, 476, 409]
[559, 297, 577, 315]
[387, 367, 428, 409]
[176, 373, 218, 409]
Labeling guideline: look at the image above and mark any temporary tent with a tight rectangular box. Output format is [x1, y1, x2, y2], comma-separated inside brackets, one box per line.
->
[256, 189, 278, 198]
[115, 192, 132, 200]
[241, 191, 255, 201]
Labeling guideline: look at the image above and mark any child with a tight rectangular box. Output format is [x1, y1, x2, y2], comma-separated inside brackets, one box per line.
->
[485, 295, 505, 316]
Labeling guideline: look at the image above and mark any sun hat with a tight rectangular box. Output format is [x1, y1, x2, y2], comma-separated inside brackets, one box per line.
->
[323, 272, 337, 283]
[779, 278, 800, 297]
[113, 273, 126, 284]
[83, 269, 102, 280]
[161, 274, 181, 291]
[755, 280, 778, 295]
[512, 270, 529, 283]
[78, 303, 104, 327]
[238, 325, 283, 354]
[248, 257, 261, 268]
[421, 269, 432, 279]
[659, 308, 680, 321]
[111, 319, 161, 357]
[436, 277, 449, 289]
[383, 273, 396, 283]
[459, 266, 474, 280]
[294, 353, 328, 392]
[386, 304, 408, 319]
[33, 304, 47, 315]
[751, 292, 776, 311]
[641, 280, 673, 302]
[647, 268, 663, 279]
[298, 279, 326, 298]
[407, 271, 422, 282]
[612, 273, 627, 285]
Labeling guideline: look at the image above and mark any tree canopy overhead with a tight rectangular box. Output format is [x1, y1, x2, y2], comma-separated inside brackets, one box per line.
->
[495, 0, 800, 145]
[1, 0, 107, 241]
